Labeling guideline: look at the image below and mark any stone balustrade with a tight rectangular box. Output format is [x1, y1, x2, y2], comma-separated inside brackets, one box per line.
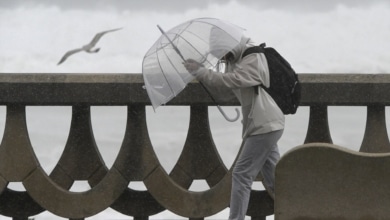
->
[0, 73, 389, 220]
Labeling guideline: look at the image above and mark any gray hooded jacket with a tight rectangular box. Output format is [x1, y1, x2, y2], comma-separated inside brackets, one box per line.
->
[194, 36, 285, 138]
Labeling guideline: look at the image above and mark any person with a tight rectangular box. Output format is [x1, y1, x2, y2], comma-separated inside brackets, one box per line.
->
[183, 28, 284, 220]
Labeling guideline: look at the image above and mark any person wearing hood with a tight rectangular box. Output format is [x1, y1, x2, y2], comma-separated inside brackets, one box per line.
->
[184, 28, 284, 220]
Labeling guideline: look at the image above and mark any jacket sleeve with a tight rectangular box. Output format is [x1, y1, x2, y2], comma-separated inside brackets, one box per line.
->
[194, 53, 269, 89]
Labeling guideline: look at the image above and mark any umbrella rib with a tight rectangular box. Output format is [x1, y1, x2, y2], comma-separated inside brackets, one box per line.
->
[195, 19, 245, 36]
[161, 43, 187, 93]
[155, 42, 177, 98]
[154, 22, 191, 54]
[176, 21, 209, 46]
[176, 33, 214, 68]
[175, 19, 242, 67]
[158, 25, 193, 89]
[157, 30, 203, 83]
[175, 21, 212, 62]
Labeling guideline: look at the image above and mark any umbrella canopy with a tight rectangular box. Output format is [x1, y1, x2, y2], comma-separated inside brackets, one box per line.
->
[142, 17, 245, 110]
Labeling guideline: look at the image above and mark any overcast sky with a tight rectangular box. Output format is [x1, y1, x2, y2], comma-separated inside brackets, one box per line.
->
[1, 0, 389, 12]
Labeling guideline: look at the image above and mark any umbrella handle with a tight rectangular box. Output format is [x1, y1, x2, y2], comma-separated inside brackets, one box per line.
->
[217, 105, 240, 122]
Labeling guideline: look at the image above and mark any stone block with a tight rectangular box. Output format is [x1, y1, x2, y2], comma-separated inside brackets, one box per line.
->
[275, 143, 390, 220]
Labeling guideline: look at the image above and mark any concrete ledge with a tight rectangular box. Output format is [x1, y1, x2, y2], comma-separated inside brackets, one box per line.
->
[0, 73, 390, 105]
[275, 143, 390, 220]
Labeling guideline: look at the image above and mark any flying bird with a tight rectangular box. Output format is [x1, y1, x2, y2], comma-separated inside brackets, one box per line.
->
[57, 27, 122, 65]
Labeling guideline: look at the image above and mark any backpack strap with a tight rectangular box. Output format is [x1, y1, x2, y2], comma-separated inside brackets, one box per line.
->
[242, 43, 266, 58]
[242, 43, 267, 95]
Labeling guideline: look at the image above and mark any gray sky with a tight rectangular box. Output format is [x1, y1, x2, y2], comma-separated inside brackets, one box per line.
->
[1, 0, 389, 12]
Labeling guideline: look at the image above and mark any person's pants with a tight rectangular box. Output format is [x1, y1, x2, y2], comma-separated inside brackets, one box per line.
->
[229, 129, 283, 220]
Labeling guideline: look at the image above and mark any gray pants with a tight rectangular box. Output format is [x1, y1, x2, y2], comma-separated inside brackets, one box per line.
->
[229, 130, 283, 220]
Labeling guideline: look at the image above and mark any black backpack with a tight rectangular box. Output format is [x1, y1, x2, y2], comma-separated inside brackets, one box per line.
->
[242, 43, 301, 114]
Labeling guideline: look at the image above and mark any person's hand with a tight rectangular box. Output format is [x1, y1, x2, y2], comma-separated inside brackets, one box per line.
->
[183, 59, 203, 74]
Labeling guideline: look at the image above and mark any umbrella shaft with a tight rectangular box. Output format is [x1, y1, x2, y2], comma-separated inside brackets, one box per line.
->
[199, 82, 217, 103]
[157, 25, 185, 61]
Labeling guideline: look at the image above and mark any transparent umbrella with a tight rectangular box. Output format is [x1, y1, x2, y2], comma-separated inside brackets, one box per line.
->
[142, 17, 245, 121]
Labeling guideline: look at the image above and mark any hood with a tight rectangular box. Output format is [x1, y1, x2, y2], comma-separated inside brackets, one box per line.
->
[230, 35, 251, 63]
[209, 26, 251, 63]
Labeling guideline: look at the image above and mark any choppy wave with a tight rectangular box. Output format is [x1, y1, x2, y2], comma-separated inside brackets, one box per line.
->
[1, 1, 389, 73]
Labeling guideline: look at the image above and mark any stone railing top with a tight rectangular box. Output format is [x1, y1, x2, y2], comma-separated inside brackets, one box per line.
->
[0, 73, 142, 83]
[0, 73, 389, 106]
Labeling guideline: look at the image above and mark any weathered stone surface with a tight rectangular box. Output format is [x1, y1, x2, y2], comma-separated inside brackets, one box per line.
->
[0, 105, 39, 181]
[0, 73, 389, 219]
[1, 73, 390, 106]
[275, 143, 390, 220]
[24, 167, 128, 218]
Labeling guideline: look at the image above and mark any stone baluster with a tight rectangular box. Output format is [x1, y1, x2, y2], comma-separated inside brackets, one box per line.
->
[304, 105, 333, 144]
[360, 105, 390, 153]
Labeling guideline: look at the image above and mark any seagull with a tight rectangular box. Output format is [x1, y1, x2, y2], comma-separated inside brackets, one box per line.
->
[57, 27, 122, 65]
